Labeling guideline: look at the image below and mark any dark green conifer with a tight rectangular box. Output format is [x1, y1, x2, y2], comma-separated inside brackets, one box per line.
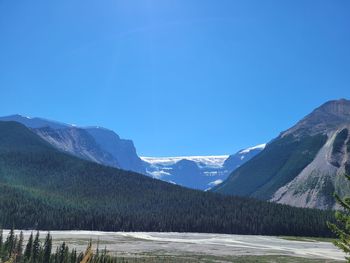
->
[70, 248, 77, 263]
[24, 232, 34, 261]
[0, 228, 3, 257]
[32, 231, 41, 263]
[43, 232, 52, 263]
[328, 173, 350, 262]
[16, 231, 24, 262]
[5, 227, 15, 256]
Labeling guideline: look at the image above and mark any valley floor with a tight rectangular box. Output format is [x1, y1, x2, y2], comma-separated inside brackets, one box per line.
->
[2, 230, 345, 262]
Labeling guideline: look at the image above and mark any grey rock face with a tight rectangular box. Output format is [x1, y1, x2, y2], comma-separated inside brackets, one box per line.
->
[283, 99, 350, 137]
[34, 127, 120, 168]
[271, 127, 350, 209]
[85, 127, 146, 173]
[0, 115, 145, 173]
[216, 99, 350, 209]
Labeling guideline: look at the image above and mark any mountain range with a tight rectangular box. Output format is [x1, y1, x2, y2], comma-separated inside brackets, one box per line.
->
[142, 144, 265, 190]
[1, 98, 350, 211]
[0, 114, 264, 190]
[0, 120, 331, 236]
[214, 99, 350, 210]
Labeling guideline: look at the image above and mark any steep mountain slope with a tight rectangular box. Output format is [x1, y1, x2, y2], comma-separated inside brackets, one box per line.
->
[141, 145, 265, 190]
[0, 114, 68, 129]
[85, 127, 145, 173]
[214, 99, 350, 209]
[0, 115, 145, 173]
[34, 126, 119, 168]
[0, 121, 334, 236]
[223, 144, 266, 172]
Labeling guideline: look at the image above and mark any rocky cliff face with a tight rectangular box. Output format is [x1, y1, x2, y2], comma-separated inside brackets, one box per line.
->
[215, 99, 350, 209]
[34, 127, 120, 168]
[271, 127, 350, 209]
[0, 115, 145, 174]
[283, 99, 350, 137]
[85, 127, 146, 173]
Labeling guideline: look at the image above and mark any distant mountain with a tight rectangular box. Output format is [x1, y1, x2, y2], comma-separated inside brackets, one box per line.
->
[141, 144, 265, 190]
[0, 114, 264, 190]
[0, 114, 68, 129]
[223, 144, 266, 172]
[214, 99, 350, 210]
[0, 114, 145, 173]
[85, 127, 145, 173]
[0, 120, 332, 237]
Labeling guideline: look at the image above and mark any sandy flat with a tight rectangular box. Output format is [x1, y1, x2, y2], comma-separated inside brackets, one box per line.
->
[3, 230, 345, 261]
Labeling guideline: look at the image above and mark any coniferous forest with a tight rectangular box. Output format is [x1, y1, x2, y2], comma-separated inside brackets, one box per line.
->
[0, 228, 138, 263]
[0, 121, 335, 237]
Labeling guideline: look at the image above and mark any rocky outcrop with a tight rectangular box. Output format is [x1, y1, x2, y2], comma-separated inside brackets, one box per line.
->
[0, 115, 145, 174]
[215, 99, 350, 209]
[271, 128, 350, 209]
[34, 127, 120, 168]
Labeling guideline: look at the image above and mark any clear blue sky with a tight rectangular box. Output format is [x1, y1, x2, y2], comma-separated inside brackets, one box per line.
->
[1, 1, 349, 156]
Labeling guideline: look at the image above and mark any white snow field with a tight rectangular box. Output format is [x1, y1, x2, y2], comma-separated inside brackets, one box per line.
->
[3, 230, 345, 261]
[141, 155, 229, 168]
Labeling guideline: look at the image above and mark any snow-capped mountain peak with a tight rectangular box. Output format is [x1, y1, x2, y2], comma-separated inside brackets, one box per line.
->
[141, 144, 265, 191]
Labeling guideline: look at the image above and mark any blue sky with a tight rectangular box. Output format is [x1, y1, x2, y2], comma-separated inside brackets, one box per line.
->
[1, 1, 349, 156]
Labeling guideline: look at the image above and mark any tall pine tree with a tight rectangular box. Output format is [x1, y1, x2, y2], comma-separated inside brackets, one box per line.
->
[328, 173, 350, 262]
[43, 232, 52, 263]
[16, 231, 24, 262]
[5, 227, 15, 257]
[0, 228, 3, 258]
[23, 232, 33, 262]
[32, 231, 41, 263]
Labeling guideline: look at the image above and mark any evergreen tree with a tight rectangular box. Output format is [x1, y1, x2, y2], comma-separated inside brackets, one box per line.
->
[24, 232, 33, 262]
[328, 173, 350, 262]
[70, 248, 77, 263]
[32, 231, 41, 263]
[0, 228, 3, 258]
[54, 246, 60, 263]
[77, 252, 84, 263]
[43, 232, 52, 263]
[15, 231, 24, 263]
[5, 227, 15, 257]
[57, 242, 69, 263]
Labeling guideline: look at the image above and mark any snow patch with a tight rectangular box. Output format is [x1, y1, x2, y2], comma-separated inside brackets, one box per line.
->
[147, 170, 171, 179]
[141, 155, 229, 168]
[208, 179, 223, 186]
[239, 144, 266, 154]
[203, 171, 219, 177]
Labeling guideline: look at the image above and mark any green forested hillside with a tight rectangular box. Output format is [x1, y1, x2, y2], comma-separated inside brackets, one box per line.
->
[213, 134, 327, 200]
[0, 121, 334, 236]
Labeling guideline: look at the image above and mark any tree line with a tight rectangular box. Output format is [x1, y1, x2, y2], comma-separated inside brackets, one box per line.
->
[0, 228, 120, 263]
